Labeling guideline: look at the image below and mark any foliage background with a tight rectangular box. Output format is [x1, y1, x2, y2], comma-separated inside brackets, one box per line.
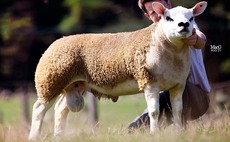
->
[0, 0, 229, 86]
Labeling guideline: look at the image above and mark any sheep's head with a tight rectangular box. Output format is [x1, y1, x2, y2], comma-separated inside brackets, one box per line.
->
[152, 1, 207, 45]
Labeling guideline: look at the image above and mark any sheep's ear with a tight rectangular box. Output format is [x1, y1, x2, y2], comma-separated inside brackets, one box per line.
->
[192, 1, 207, 16]
[152, 2, 166, 16]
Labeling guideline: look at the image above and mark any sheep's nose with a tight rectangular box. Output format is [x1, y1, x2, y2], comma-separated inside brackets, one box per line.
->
[178, 22, 189, 28]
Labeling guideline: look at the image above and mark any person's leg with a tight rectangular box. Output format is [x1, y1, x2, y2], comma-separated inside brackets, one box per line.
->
[128, 108, 150, 132]
[182, 82, 210, 121]
[158, 91, 173, 127]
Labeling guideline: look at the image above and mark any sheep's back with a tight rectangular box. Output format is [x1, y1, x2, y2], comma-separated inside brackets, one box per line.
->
[78, 24, 156, 87]
[35, 24, 157, 102]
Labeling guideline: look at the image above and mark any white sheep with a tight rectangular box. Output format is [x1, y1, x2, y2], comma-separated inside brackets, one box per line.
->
[28, 1, 207, 140]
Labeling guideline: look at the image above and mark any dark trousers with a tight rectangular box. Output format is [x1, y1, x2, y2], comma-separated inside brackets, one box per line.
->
[182, 82, 210, 121]
[159, 82, 210, 125]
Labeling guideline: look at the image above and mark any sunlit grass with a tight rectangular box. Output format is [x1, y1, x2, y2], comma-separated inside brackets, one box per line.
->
[0, 95, 230, 142]
[0, 97, 23, 125]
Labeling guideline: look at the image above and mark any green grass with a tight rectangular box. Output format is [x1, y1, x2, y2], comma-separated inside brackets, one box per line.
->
[0, 95, 230, 142]
[0, 97, 24, 125]
[97, 95, 146, 127]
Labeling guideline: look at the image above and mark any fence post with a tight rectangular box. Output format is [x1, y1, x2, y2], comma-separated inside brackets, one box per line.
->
[21, 82, 30, 127]
[87, 92, 98, 128]
[0, 111, 3, 124]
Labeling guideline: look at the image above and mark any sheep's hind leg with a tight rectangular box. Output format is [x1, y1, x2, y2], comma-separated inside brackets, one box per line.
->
[28, 97, 57, 141]
[54, 83, 84, 137]
[54, 94, 69, 137]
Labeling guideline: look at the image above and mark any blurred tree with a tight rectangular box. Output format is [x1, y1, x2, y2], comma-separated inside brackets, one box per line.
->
[32, 0, 67, 32]
[0, 0, 34, 82]
[0, 0, 229, 88]
[201, 1, 230, 82]
[58, 0, 112, 34]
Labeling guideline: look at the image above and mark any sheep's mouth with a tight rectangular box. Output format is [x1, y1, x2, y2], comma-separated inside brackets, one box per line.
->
[178, 28, 190, 37]
[178, 28, 189, 34]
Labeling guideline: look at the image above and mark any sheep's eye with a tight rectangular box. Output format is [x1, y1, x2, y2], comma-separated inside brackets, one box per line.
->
[166, 16, 174, 22]
[189, 17, 194, 22]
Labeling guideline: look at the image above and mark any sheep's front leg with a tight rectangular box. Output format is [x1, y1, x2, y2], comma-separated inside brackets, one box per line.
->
[29, 97, 57, 141]
[169, 85, 185, 128]
[144, 84, 160, 132]
[54, 95, 69, 137]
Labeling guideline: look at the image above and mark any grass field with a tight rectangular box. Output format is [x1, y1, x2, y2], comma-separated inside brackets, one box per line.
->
[0, 95, 229, 142]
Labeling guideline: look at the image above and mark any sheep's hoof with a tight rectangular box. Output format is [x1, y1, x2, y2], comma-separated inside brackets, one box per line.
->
[66, 92, 84, 112]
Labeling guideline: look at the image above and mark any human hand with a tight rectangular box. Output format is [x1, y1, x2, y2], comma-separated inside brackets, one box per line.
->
[183, 28, 206, 49]
[183, 28, 198, 47]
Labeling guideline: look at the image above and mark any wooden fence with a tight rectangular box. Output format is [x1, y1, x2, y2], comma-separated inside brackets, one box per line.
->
[209, 81, 230, 113]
